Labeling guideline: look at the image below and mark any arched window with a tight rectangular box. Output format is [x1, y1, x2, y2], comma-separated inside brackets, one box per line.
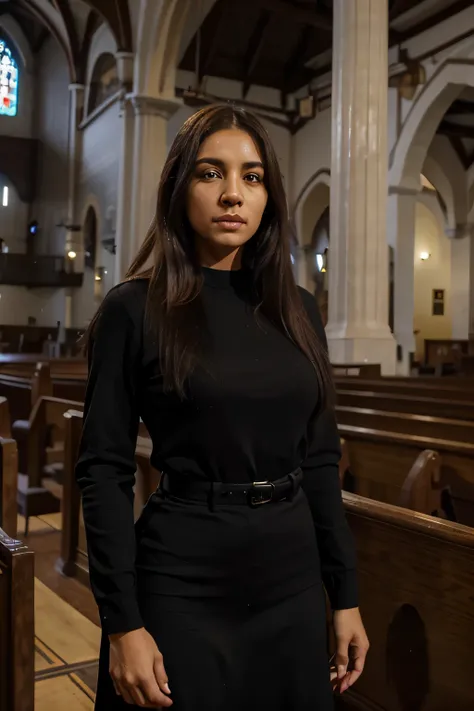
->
[0, 39, 18, 117]
[88, 53, 119, 114]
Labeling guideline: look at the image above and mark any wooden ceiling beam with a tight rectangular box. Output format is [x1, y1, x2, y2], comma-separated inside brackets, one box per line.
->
[281, 25, 313, 104]
[395, 0, 473, 43]
[445, 100, 474, 116]
[198, 2, 227, 83]
[437, 120, 474, 140]
[242, 10, 272, 99]
[51, 0, 80, 68]
[245, 0, 332, 31]
[81, 0, 132, 51]
[448, 136, 471, 171]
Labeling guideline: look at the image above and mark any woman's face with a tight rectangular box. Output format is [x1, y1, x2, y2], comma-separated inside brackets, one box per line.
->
[186, 128, 268, 265]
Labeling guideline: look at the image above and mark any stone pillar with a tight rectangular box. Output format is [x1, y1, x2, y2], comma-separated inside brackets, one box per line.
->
[114, 53, 135, 283]
[388, 187, 418, 374]
[326, 0, 396, 374]
[65, 83, 85, 272]
[122, 95, 181, 276]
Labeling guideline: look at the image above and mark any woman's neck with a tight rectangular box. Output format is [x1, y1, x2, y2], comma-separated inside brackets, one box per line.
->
[197, 245, 243, 271]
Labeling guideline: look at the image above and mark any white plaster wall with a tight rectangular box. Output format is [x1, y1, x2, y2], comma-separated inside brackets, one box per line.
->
[75, 102, 121, 327]
[33, 36, 70, 255]
[291, 108, 331, 208]
[0, 176, 28, 251]
[413, 201, 452, 360]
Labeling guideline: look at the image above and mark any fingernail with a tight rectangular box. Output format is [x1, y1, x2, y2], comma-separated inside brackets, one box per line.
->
[165, 683, 171, 694]
[337, 666, 345, 679]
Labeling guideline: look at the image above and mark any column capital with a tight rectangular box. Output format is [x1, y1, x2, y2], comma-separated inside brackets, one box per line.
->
[68, 83, 85, 93]
[127, 93, 181, 119]
[445, 223, 474, 240]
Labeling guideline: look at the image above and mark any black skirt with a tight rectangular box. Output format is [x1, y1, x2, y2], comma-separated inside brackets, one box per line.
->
[94, 486, 334, 710]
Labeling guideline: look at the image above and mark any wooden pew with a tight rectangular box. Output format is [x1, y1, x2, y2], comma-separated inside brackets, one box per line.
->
[12, 396, 84, 536]
[337, 388, 474, 422]
[339, 424, 474, 526]
[58, 410, 158, 585]
[0, 429, 34, 711]
[0, 397, 17, 538]
[0, 363, 52, 424]
[0, 358, 87, 423]
[334, 375, 474, 402]
[332, 363, 381, 378]
[340, 437, 443, 518]
[338, 493, 474, 710]
[336, 405, 474, 444]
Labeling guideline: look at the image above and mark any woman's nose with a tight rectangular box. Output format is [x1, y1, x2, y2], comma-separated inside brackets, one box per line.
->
[220, 177, 243, 207]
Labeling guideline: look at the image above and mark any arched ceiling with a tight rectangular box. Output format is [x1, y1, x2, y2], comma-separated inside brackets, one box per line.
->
[0, 0, 132, 83]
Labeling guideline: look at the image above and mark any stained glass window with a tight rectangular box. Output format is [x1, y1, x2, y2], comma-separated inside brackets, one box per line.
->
[0, 40, 18, 117]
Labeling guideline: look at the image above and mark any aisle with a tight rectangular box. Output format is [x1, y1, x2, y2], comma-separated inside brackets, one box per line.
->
[34, 571, 100, 709]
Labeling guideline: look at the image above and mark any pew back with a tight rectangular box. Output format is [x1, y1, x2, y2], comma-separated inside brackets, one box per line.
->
[336, 388, 474, 421]
[339, 424, 474, 526]
[336, 405, 474, 443]
[342, 493, 474, 710]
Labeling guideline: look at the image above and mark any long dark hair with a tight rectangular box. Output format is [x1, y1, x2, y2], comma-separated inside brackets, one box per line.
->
[87, 104, 333, 407]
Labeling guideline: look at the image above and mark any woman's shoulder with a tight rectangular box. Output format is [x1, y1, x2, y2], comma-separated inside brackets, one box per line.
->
[101, 278, 149, 324]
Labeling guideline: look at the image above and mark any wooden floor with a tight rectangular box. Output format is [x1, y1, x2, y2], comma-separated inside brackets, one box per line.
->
[18, 514, 101, 709]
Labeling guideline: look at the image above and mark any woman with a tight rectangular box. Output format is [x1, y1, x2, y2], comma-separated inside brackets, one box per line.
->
[76, 104, 369, 711]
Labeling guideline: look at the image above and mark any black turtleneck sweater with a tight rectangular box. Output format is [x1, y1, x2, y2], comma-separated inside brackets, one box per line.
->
[75, 267, 358, 635]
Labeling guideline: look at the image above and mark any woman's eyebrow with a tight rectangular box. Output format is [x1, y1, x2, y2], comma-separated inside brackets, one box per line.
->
[195, 158, 264, 170]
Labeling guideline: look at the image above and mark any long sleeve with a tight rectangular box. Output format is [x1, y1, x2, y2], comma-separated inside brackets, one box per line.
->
[298, 288, 359, 610]
[75, 285, 144, 635]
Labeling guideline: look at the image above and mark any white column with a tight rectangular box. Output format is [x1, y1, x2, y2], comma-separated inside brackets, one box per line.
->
[114, 53, 135, 283]
[326, 0, 396, 374]
[388, 187, 418, 374]
[65, 83, 85, 271]
[124, 95, 181, 274]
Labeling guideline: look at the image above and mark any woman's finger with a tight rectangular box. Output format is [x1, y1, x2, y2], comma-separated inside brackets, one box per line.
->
[129, 685, 149, 707]
[116, 681, 135, 705]
[335, 640, 350, 680]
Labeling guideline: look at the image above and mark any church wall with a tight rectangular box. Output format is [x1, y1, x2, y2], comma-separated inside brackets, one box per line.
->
[33, 35, 70, 256]
[0, 27, 68, 330]
[0, 21, 34, 140]
[0, 19, 34, 250]
[290, 107, 331, 210]
[72, 24, 119, 328]
[413, 200, 452, 361]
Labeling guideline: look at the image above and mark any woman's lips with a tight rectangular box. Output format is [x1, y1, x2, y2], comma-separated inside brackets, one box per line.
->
[215, 220, 245, 230]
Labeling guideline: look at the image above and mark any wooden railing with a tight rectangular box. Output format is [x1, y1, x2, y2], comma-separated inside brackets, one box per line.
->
[0, 253, 82, 288]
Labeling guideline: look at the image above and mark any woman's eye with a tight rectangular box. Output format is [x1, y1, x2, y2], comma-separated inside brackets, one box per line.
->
[245, 173, 262, 183]
[203, 170, 220, 180]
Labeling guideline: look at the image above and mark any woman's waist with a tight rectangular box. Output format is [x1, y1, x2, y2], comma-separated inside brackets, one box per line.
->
[136, 486, 319, 574]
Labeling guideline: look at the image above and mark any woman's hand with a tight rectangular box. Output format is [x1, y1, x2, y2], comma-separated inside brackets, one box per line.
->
[109, 628, 173, 707]
[331, 608, 369, 694]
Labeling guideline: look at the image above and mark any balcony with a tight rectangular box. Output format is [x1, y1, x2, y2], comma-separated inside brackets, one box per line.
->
[0, 253, 83, 288]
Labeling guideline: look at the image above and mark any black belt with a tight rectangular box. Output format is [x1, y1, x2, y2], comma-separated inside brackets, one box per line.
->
[160, 468, 303, 507]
